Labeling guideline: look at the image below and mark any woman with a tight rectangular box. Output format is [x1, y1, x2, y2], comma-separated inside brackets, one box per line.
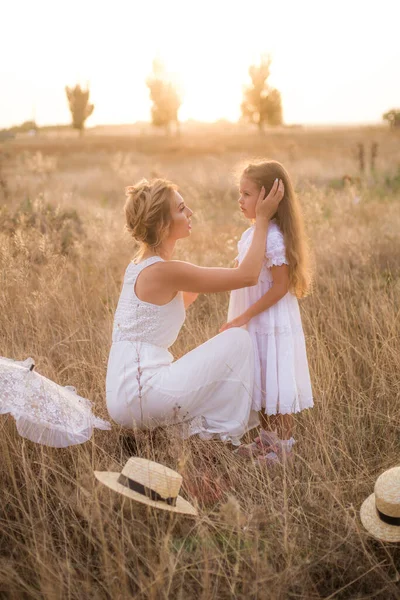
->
[106, 177, 284, 446]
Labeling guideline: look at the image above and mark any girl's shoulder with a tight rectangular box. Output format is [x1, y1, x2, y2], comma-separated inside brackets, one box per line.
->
[267, 220, 285, 247]
[238, 222, 284, 250]
[267, 219, 283, 237]
[265, 220, 288, 266]
[241, 225, 255, 238]
[240, 221, 281, 238]
[237, 225, 255, 245]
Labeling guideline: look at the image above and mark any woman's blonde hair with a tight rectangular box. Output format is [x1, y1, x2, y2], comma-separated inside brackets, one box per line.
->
[124, 178, 177, 259]
[242, 160, 311, 298]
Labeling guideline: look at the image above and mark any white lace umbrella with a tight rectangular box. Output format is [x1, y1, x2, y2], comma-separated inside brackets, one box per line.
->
[0, 356, 111, 447]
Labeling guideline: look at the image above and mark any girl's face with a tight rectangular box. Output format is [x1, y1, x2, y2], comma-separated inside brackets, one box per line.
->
[168, 191, 193, 240]
[238, 176, 260, 219]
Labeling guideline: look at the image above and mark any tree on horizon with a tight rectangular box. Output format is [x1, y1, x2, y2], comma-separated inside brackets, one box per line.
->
[241, 55, 283, 132]
[383, 109, 400, 129]
[146, 60, 181, 135]
[65, 84, 94, 136]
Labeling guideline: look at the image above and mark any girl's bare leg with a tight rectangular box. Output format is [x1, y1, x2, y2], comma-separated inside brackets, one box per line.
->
[258, 411, 277, 432]
[259, 411, 294, 440]
[278, 414, 294, 440]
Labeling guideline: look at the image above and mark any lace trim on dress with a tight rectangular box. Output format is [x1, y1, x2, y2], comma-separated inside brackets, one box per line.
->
[265, 227, 289, 268]
[113, 296, 164, 343]
[162, 416, 244, 447]
[265, 257, 289, 268]
[112, 257, 184, 346]
[237, 223, 289, 269]
[182, 416, 243, 446]
[251, 325, 305, 336]
[262, 401, 314, 416]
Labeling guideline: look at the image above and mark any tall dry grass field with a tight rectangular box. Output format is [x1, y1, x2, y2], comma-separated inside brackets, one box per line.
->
[1, 126, 400, 599]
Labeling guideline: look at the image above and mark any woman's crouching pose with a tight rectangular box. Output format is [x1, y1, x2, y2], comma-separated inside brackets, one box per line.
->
[106, 177, 284, 446]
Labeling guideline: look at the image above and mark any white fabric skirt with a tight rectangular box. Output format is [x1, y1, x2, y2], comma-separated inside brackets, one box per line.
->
[249, 326, 314, 415]
[106, 328, 259, 446]
[228, 287, 313, 415]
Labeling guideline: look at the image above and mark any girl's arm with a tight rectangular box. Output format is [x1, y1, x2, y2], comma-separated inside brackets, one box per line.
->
[219, 265, 289, 331]
[244, 264, 290, 320]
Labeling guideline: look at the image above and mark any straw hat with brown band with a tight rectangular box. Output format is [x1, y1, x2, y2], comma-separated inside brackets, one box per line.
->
[360, 466, 400, 542]
[94, 457, 198, 516]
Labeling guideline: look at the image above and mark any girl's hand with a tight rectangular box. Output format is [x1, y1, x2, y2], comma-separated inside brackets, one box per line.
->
[255, 179, 285, 221]
[219, 313, 250, 332]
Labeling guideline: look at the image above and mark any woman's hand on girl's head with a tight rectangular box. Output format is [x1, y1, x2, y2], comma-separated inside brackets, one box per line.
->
[255, 179, 285, 221]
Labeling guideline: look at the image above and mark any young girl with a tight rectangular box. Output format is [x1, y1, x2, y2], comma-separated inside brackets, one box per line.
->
[220, 161, 313, 464]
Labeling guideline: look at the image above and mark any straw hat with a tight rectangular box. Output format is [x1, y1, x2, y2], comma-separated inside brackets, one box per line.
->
[94, 457, 198, 516]
[360, 466, 400, 542]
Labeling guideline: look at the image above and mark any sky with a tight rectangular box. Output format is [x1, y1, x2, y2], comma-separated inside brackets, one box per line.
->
[1, 0, 399, 128]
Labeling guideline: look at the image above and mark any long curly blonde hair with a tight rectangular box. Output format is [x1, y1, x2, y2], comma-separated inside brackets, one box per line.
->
[243, 160, 311, 298]
[124, 178, 177, 259]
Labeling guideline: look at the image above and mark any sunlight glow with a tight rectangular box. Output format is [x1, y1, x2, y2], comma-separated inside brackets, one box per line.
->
[1, 0, 399, 127]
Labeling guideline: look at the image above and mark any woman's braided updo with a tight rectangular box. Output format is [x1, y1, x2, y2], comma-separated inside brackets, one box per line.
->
[124, 178, 177, 258]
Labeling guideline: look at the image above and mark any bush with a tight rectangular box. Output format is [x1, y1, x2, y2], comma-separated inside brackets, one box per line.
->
[0, 196, 85, 260]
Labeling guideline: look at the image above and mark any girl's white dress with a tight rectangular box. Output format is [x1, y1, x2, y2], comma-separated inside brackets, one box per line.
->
[0, 356, 111, 447]
[106, 256, 258, 445]
[228, 220, 313, 415]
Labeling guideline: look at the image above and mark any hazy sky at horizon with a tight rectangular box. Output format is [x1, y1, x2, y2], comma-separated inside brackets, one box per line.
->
[1, 0, 399, 128]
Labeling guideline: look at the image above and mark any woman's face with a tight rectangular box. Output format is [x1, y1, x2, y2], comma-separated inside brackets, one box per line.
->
[168, 191, 193, 240]
[238, 177, 260, 219]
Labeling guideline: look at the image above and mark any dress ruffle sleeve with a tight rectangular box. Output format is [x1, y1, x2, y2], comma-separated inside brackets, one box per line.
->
[265, 224, 289, 268]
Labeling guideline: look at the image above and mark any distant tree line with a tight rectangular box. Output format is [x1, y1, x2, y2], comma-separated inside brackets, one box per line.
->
[3, 57, 398, 138]
[146, 60, 181, 135]
[63, 55, 284, 136]
[0, 121, 37, 140]
[383, 109, 400, 129]
[241, 55, 282, 131]
[65, 84, 94, 136]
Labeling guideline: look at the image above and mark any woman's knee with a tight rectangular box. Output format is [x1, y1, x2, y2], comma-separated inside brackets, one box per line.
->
[218, 327, 252, 354]
[219, 327, 251, 345]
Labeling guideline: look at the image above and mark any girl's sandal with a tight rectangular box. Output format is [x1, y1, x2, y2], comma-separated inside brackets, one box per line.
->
[235, 440, 261, 458]
[255, 429, 280, 448]
[234, 430, 280, 458]
[257, 451, 280, 466]
[257, 445, 295, 467]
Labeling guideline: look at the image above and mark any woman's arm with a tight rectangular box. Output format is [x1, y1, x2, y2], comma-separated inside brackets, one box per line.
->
[161, 221, 268, 293]
[158, 180, 284, 294]
[183, 291, 199, 308]
[219, 265, 289, 331]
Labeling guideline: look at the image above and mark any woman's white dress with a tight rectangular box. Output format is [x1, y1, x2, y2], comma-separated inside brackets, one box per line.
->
[0, 356, 110, 447]
[228, 220, 313, 416]
[106, 256, 258, 445]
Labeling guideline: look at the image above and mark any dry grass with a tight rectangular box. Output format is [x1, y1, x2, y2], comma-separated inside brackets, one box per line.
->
[1, 126, 400, 599]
